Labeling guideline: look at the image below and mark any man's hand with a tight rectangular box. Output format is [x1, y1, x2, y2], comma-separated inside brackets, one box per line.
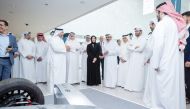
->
[144, 59, 150, 65]
[37, 57, 42, 62]
[14, 54, 19, 58]
[155, 68, 159, 72]
[185, 61, 190, 67]
[66, 46, 70, 52]
[104, 51, 109, 56]
[26, 55, 34, 60]
[135, 46, 140, 49]
[99, 55, 104, 59]
[120, 58, 126, 63]
[6, 47, 13, 52]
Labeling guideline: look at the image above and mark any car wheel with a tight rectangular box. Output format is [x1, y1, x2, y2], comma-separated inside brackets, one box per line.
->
[0, 78, 44, 107]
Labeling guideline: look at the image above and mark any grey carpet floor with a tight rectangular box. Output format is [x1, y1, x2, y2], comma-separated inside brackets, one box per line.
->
[80, 88, 149, 109]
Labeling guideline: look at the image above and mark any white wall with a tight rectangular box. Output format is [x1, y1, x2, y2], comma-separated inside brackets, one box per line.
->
[47, 0, 189, 39]
[181, 0, 190, 13]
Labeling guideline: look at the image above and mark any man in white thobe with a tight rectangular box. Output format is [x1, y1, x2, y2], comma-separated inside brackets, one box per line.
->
[124, 27, 146, 92]
[35, 33, 48, 83]
[46, 28, 67, 94]
[65, 32, 81, 84]
[81, 35, 91, 82]
[12, 51, 20, 78]
[143, 20, 157, 107]
[103, 34, 119, 88]
[18, 32, 36, 83]
[117, 35, 130, 88]
[150, 1, 186, 109]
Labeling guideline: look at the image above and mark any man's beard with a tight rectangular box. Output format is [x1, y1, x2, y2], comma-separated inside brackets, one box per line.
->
[157, 16, 161, 22]
[186, 20, 189, 25]
[157, 14, 161, 22]
[150, 27, 154, 32]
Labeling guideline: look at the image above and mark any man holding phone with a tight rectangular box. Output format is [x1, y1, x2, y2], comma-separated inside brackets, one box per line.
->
[0, 19, 18, 81]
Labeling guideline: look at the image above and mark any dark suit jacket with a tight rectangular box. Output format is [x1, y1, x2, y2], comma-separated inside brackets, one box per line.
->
[185, 27, 190, 62]
[8, 34, 18, 65]
[97, 42, 103, 56]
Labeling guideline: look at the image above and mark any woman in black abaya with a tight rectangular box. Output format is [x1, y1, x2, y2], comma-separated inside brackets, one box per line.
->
[87, 36, 101, 85]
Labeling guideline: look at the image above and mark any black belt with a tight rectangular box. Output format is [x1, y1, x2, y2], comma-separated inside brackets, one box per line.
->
[0, 57, 10, 59]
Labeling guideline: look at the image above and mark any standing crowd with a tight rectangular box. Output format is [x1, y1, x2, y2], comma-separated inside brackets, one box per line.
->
[0, 1, 190, 109]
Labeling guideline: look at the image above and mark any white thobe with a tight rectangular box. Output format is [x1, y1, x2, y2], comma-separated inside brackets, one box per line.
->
[143, 34, 154, 107]
[117, 42, 130, 87]
[150, 15, 185, 109]
[35, 41, 48, 83]
[124, 35, 146, 91]
[81, 41, 90, 82]
[46, 36, 67, 94]
[18, 39, 36, 83]
[66, 40, 80, 84]
[12, 52, 20, 78]
[104, 40, 119, 88]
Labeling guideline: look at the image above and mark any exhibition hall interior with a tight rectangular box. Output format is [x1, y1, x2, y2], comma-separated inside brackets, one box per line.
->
[0, 0, 190, 109]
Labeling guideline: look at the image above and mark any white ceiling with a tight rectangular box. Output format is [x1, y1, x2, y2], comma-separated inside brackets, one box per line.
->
[0, 0, 116, 37]
[56, 0, 190, 37]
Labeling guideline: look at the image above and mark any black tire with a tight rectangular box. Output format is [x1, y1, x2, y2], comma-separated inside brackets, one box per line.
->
[0, 78, 44, 107]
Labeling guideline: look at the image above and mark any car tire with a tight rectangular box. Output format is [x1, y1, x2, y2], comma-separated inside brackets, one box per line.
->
[0, 78, 44, 107]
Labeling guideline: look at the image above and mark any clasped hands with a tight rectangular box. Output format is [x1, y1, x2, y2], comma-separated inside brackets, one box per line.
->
[66, 46, 79, 52]
[185, 61, 190, 67]
[120, 58, 126, 63]
[98, 51, 108, 59]
[37, 57, 43, 62]
[26, 55, 34, 60]
[92, 58, 97, 63]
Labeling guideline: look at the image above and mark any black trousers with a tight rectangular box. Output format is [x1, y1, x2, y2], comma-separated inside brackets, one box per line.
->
[185, 67, 190, 99]
[117, 56, 120, 64]
[100, 59, 104, 80]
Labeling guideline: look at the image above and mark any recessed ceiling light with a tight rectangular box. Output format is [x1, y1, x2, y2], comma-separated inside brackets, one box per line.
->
[44, 3, 48, 6]
[80, 1, 85, 4]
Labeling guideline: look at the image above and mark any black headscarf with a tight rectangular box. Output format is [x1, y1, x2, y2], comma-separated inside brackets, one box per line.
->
[91, 35, 96, 44]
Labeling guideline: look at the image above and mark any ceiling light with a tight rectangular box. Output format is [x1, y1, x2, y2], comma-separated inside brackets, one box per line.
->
[44, 3, 48, 6]
[80, 1, 85, 4]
